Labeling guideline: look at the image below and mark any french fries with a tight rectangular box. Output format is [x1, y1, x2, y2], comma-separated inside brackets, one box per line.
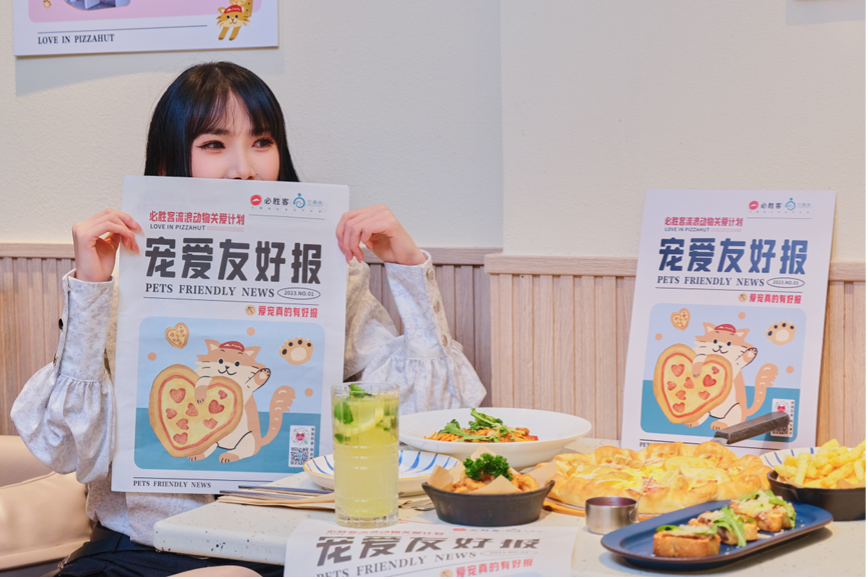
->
[774, 440, 866, 489]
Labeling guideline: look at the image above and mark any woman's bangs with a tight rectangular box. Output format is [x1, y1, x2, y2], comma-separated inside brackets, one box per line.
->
[234, 84, 282, 138]
[187, 86, 279, 139]
[187, 87, 233, 138]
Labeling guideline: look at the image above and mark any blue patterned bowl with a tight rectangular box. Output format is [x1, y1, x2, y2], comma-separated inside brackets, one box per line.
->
[303, 450, 460, 496]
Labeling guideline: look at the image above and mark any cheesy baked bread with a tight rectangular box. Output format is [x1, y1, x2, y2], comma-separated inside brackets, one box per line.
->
[547, 441, 770, 514]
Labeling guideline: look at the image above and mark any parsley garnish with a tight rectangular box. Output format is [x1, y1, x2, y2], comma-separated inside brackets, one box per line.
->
[463, 453, 513, 481]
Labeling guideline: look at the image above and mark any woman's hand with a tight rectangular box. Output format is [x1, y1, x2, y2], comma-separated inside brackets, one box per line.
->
[72, 209, 141, 283]
[336, 205, 426, 266]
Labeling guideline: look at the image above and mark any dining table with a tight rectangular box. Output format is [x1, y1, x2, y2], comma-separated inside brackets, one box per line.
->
[152, 438, 866, 577]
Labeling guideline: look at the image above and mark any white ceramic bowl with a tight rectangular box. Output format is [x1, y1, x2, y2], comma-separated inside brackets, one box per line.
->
[399, 407, 592, 468]
[303, 450, 459, 496]
[760, 447, 821, 468]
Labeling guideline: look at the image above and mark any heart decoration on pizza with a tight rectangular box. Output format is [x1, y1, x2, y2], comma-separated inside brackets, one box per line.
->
[652, 344, 732, 424]
[165, 322, 190, 349]
[148, 364, 243, 457]
[670, 308, 690, 331]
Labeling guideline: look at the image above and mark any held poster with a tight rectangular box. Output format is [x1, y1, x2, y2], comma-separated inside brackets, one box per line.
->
[621, 190, 836, 454]
[14, 0, 277, 56]
[112, 177, 348, 493]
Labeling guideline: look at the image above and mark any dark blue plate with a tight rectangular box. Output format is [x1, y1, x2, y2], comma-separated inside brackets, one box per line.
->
[600, 499, 833, 571]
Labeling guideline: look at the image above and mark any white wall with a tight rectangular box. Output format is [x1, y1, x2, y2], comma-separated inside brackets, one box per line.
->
[501, 0, 865, 261]
[3, 2, 865, 262]
[0, 1, 503, 249]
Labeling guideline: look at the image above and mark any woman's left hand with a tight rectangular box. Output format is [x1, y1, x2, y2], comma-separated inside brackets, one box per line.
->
[336, 204, 426, 266]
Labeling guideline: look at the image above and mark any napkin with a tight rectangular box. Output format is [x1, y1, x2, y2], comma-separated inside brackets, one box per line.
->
[217, 490, 336, 511]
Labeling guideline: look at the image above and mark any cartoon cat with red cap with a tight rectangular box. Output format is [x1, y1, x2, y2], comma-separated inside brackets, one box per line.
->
[189, 339, 296, 463]
[217, 2, 252, 41]
[685, 323, 778, 430]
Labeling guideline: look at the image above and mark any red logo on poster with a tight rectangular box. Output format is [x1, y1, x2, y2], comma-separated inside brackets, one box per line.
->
[749, 200, 759, 210]
[295, 432, 306, 442]
[251, 195, 262, 206]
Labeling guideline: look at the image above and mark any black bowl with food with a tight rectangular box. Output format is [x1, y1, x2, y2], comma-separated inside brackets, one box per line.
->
[422, 480, 555, 527]
[767, 471, 865, 521]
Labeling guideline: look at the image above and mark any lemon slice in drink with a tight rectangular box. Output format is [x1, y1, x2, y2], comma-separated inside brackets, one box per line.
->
[337, 407, 385, 438]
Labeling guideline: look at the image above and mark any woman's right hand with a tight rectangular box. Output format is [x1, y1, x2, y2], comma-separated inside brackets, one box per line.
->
[72, 209, 141, 283]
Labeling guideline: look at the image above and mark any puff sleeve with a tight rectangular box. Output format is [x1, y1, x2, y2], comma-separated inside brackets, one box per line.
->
[343, 252, 486, 415]
[11, 271, 116, 484]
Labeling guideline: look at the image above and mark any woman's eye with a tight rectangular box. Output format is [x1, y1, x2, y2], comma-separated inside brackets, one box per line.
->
[254, 137, 275, 148]
[199, 140, 225, 150]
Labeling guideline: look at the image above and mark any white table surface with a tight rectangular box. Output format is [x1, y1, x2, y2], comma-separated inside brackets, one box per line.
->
[152, 438, 867, 577]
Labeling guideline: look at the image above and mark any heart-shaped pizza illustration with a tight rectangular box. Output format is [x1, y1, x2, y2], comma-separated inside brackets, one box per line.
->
[165, 323, 190, 349]
[148, 364, 243, 458]
[652, 344, 732, 424]
[670, 308, 690, 331]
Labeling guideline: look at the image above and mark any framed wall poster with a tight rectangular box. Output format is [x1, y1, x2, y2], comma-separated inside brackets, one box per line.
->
[621, 190, 836, 455]
[13, 0, 277, 56]
[111, 177, 348, 493]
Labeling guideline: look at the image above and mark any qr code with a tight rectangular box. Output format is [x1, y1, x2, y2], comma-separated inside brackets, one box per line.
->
[290, 447, 311, 466]
[770, 399, 795, 437]
[289, 425, 316, 466]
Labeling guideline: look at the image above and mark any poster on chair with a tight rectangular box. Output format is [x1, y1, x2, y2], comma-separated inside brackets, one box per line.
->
[620, 190, 836, 455]
[111, 176, 348, 493]
[13, 0, 277, 56]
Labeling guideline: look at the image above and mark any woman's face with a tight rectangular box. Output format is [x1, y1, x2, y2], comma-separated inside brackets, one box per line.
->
[190, 95, 280, 181]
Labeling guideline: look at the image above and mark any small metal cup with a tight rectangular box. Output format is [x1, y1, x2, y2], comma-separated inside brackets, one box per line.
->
[585, 497, 639, 534]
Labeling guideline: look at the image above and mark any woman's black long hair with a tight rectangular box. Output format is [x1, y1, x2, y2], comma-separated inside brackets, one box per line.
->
[144, 62, 299, 181]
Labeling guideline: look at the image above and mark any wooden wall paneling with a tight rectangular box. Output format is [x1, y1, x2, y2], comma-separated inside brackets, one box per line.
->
[2, 247, 864, 442]
[42, 258, 60, 366]
[27, 259, 46, 381]
[454, 266, 476, 368]
[844, 282, 866, 446]
[825, 282, 846, 445]
[488, 274, 501, 405]
[514, 275, 535, 410]
[594, 277, 618, 440]
[493, 274, 514, 407]
[0, 258, 18, 435]
[817, 287, 834, 445]
[533, 275, 554, 411]
[615, 277, 635, 437]
[14, 260, 32, 395]
[474, 267, 492, 406]
[574, 276, 596, 435]
[553, 276, 575, 415]
[436, 265, 456, 337]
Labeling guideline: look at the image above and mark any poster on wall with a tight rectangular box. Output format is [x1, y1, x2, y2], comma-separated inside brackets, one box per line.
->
[621, 190, 836, 455]
[111, 176, 348, 493]
[13, 0, 278, 56]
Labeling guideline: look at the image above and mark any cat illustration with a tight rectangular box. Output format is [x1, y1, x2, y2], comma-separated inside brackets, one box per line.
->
[684, 323, 778, 430]
[190, 340, 295, 463]
[217, 4, 251, 41]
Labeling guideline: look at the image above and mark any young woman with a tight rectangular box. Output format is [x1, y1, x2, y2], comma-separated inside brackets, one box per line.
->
[12, 62, 485, 577]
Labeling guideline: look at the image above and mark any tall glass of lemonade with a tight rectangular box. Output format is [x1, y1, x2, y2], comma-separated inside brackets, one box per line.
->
[331, 382, 400, 528]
